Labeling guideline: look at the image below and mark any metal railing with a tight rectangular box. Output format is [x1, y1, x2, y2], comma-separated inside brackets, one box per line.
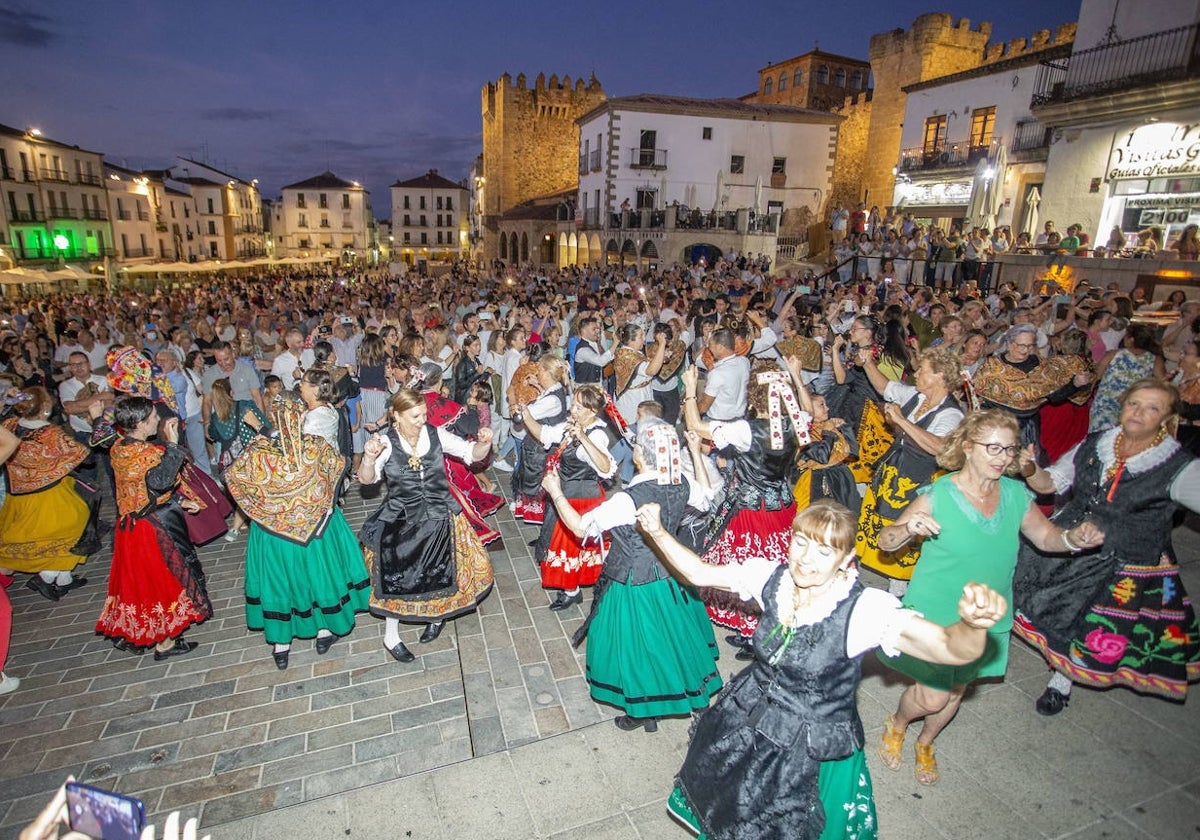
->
[581, 207, 600, 226]
[898, 142, 994, 171]
[82, 208, 108, 221]
[40, 168, 70, 182]
[117, 210, 132, 220]
[77, 173, 102, 186]
[46, 206, 77, 219]
[137, 210, 150, 221]
[122, 247, 153, 258]
[1032, 23, 1200, 105]
[1011, 121, 1052, 152]
[589, 149, 601, 171]
[628, 148, 668, 170]
[9, 209, 44, 222]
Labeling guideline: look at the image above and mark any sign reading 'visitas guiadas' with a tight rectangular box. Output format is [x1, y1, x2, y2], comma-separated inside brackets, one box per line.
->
[1108, 122, 1200, 181]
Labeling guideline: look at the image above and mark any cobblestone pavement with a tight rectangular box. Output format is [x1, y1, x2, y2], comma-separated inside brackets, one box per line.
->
[1, 479, 1198, 839]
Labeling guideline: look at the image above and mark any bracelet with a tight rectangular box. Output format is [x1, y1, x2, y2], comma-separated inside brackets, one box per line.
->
[683, 396, 696, 402]
[1061, 528, 1081, 553]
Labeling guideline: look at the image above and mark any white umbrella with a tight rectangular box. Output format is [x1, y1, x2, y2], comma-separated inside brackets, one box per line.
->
[754, 175, 763, 215]
[1023, 187, 1042, 237]
[965, 159, 990, 229]
[981, 144, 1007, 230]
[714, 170, 725, 211]
[659, 175, 668, 209]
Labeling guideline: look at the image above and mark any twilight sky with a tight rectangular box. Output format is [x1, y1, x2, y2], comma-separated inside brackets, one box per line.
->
[1, 0, 1074, 217]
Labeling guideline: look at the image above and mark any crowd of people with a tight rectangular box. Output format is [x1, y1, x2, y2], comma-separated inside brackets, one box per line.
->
[0, 252, 1197, 839]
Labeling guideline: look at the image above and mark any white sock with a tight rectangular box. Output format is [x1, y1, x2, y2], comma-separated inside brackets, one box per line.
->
[564, 588, 580, 596]
[1047, 671, 1073, 695]
[273, 643, 291, 654]
[887, 578, 908, 597]
[384, 618, 401, 649]
[39, 571, 57, 584]
[54, 572, 73, 586]
[316, 629, 333, 639]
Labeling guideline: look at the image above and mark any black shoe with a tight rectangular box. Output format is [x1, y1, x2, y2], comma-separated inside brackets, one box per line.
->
[419, 621, 445, 644]
[26, 577, 60, 601]
[387, 641, 415, 663]
[153, 639, 198, 661]
[724, 633, 751, 648]
[549, 590, 583, 611]
[1035, 686, 1069, 716]
[58, 577, 88, 593]
[614, 715, 658, 733]
[111, 637, 145, 655]
[272, 649, 290, 670]
[314, 634, 336, 655]
[735, 648, 756, 662]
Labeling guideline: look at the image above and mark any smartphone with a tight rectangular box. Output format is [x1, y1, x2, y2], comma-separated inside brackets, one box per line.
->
[797, 285, 812, 295]
[66, 782, 146, 840]
[1054, 295, 1071, 305]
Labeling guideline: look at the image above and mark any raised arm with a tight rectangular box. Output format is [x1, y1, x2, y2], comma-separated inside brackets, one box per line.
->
[681, 365, 715, 439]
[634, 502, 745, 591]
[894, 582, 1008, 665]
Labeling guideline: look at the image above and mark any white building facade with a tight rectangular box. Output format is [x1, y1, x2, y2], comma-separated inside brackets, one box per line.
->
[568, 94, 840, 268]
[171, 158, 265, 261]
[276, 171, 374, 262]
[390, 170, 468, 264]
[892, 25, 1076, 234]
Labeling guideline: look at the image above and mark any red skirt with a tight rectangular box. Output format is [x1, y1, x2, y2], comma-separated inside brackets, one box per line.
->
[542, 494, 608, 590]
[95, 517, 209, 646]
[514, 490, 545, 526]
[447, 458, 504, 518]
[701, 502, 796, 637]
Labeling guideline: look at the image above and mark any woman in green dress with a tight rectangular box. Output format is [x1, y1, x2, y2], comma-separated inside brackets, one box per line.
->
[876, 410, 1104, 785]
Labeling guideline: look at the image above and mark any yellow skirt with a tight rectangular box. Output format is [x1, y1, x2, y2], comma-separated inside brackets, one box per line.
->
[0, 478, 89, 573]
[848, 401, 893, 484]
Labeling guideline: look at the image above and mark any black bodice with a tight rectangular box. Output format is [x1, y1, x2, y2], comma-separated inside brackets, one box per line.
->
[725, 419, 799, 510]
[603, 480, 689, 586]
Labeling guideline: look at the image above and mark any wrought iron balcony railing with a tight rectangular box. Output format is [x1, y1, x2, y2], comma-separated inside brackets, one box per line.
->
[1011, 121, 1052, 152]
[40, 168, 70, 183]
[77, 173, 102, 186]
[898, 141, 994, 171]
[628, 148, 668, 170]
[1032, 23, 1200, 106]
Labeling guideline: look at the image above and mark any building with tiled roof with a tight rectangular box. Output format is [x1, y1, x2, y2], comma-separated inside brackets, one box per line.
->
[276, 171, 375, 262]
[390, 169, 468, 264]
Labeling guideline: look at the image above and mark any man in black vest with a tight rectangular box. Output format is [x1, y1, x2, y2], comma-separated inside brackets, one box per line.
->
[573, 316, 613, 386]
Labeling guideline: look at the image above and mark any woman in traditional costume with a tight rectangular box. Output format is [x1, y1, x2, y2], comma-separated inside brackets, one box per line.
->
[1014, 379, 1200, 714]
[970, 324, 1092, 460]
[856, 346, 964, 595]
[876, 411, 1103, 786]
[791, 390, 860, 514]
[95, 397, 212, 659]
[522, 384, 615, 610]
[825, 316, 893, 483]
[225, 395, 370, 670]
[357, 389, 495, 664]
[0, 388, 95, 600]
[650, 321, 688, 425]
[683, 360, 811, 650]
[543, 418, 722, 732]
[510, 354, 570, 525]
[416, 362, 502, 545]
[638, 499, 1010, 840]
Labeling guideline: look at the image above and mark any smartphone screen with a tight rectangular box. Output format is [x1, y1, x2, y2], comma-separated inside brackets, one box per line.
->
[66, 782, 146, 840]
[797, 285, 811, 295]
[1054, 295, 1071, 305]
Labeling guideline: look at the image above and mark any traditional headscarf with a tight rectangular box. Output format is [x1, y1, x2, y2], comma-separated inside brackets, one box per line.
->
[755, 370, 812, 450]
[637, 419, 682, 485]
[105, 345, 176, 407]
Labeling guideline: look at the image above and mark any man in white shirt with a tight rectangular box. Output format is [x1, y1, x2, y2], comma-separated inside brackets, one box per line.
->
[572, 317, 613, 386]
[59, 351, 114, 489]
[330, 318, 362, 368]
[699, 329, 750, 421]
[270, 327, 316, 386]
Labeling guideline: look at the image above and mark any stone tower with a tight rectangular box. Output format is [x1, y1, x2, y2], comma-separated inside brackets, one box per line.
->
[480, 72, 605, 262]
[859, 14, 992, 209]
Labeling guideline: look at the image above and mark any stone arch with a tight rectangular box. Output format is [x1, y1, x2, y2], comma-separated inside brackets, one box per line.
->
[640, 240, 658, 259]
[763, 77, 773, 95]
[499, 231, 508, 260]
[567, 232, 578, 266]
[577, 233, 590, 266]
[509, 233, 519, 263]
[850, 69, 864, 89]
[815, 64, 829, 84]
[834, 68, 847, 87]
[589, 234, 602, 268]
[540, 233, 555, 265]
[605, 238, 620, 265]
[558, 232, 570, 268]
[681, 241, 723, 266]
[520, 232, 529, 263]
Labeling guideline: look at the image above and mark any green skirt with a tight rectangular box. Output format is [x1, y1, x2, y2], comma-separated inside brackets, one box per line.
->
[586, 576, 723, 718]
[880, 628, 1007, 692]
[667, 749, 878, 839]
[244, 510, 371, 644]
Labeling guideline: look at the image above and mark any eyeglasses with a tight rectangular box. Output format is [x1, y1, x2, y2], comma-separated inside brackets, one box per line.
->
[1009, 342, 1036, 349]
[972, 440, 1020, 458]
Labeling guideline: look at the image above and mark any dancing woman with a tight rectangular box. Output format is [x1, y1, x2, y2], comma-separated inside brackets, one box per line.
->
[511, 355, 570, 525]
[357, 389, 495, 663]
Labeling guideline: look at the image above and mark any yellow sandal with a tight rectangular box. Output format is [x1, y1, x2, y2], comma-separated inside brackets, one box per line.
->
[914, 740, 939, 785]
[878, 714, 905, 771]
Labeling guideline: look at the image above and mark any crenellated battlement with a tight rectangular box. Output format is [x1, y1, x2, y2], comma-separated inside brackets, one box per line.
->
[982, 22, 1076, 63]
[483, 71, 603, 120]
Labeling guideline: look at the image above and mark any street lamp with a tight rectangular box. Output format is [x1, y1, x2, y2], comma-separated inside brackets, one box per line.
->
[53, 234, 70, 266]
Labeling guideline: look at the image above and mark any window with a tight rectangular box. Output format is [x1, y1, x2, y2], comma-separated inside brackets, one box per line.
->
[403, 232, 411, 243]
[834, 68, 846, 87]
[436, 196, 443, 210]
[420, 232, 427, 244]
[763, 77, 773, 95]
[730, 155, 745, 174]
[446, 214, 453, 227]
[635, 188, 656, 209]
[403, 214, 410, 226]
[702, 126, 712, 140]
[437, 231, 443, 244]
[319, 193, 328, 208]
[206, 198, 214, 214]
[815, 65, 829, 85]
[778, 73, 787, 91]
[296, 193, 306, 208]
[445, 197, 453, 211]
[793, 67, 803, 87]
[420, 215, 427, 226]
[772, 157, 787, 174]
[403, 196, 410, 210]
[436, 214, 443, 227]
[299, 213, 308, 228]
[419, 196, 426, 210]
[923, 115, 948, 154]
[342, 194, 350, 209]
[850, 70, 864, 90]
[207, 220, 217, 235]
[970, 106, 996, 149]
[210, 242, 218, 258]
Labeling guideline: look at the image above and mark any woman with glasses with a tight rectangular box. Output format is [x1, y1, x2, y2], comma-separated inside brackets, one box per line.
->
[875, 410, 1103, 786]
[971, 323, 1092, 460]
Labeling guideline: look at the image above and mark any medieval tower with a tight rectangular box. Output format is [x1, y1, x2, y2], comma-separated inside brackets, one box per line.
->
[480, 72, 605, 263]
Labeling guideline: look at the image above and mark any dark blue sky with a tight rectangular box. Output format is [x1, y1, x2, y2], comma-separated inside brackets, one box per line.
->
[1, 0, 1073, 217]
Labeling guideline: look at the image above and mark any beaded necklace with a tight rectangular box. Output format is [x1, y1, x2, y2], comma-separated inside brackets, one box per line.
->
[1105, 427, 1166, 502]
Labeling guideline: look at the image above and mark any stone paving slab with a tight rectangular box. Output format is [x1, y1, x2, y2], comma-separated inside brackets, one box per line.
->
[1, 481, 1198, 839]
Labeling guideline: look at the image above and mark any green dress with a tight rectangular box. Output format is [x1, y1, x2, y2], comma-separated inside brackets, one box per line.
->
[881, 474, 1030, 690]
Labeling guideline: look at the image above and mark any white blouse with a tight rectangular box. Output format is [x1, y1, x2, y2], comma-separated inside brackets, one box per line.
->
[363, 426, 477, 484]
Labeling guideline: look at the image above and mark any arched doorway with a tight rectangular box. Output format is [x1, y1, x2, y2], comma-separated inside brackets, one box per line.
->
[499, 232, 508, 260]
[540, 234, 555, 265]
[520, 232, 529, 263]
[577, 234, 590, 266]
[621, 238, 637, 267]
[509, 233, 519, 264]
[640, 240, 658, 268]
[567, 232, 578, 266]
[605, 238, 620, 266]
[558, 232, 570, 268]
[683, 242, 723, 266]
[589, 234, 602, 269]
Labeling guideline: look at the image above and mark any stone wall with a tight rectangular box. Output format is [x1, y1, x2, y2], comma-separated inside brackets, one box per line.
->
[828, 90, 873, 248]
[480, 72, 605, 262]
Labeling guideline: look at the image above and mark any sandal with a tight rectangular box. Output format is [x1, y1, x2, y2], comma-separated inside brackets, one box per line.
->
[878, 713, 905, 771]
[914, 740, 939, 786]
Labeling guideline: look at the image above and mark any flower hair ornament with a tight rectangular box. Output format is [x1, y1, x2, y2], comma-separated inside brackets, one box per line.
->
[755, 370, 812, 450]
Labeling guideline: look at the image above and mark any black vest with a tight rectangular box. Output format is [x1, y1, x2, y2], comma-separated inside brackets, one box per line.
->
[574, 340, 604, 384]
[516, 387, 570, 496]
[726, 419, 799, 510]
[603, 479, 689, 585]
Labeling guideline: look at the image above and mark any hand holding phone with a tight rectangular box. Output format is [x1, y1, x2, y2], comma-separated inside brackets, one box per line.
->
[65, 782, 146, 840]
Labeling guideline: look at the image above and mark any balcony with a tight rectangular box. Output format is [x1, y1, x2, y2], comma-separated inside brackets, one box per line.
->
[581, 207, 600, 227]
[156, 222, 168, 232]
[898, 142, 994, 172]
[9, 209, 43, 222]
[319, 221, 330, 228]
[46, 207, 77, 220]
[628, 148, 668, 170]
[117, 210, 132, 221]
[137, 210, 150, 221]
[77, 173, 102, 186]
[1032, 24, 1199, 107]
[1011, 121, 1052, 153]
[589, 149, 601, 172]
[122, 247, 153, 258]
[82, 208, 108, 221]
[40, 168, 70, 183]
[578, 157, 589, 176]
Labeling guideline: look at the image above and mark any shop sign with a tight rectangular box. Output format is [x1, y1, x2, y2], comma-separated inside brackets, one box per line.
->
[897, 179, 972, 207]
[1108, 123, 1200, 180]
